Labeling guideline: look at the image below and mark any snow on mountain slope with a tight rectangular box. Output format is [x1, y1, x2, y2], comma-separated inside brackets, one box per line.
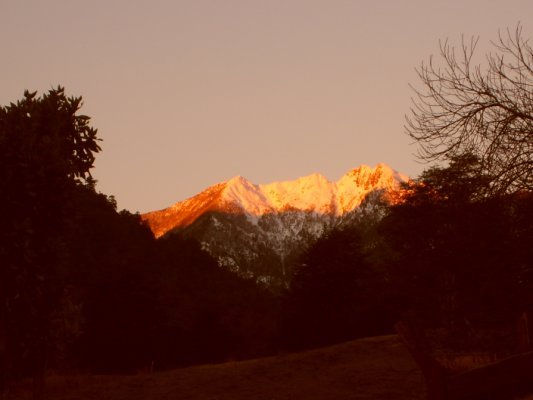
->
[142, 163, 407, 286]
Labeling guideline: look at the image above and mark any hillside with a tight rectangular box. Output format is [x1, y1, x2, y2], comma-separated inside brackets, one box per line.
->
[10, 335, 425, 400]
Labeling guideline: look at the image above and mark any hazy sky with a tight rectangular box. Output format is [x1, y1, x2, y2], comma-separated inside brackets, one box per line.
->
[2, 1, 531, 212]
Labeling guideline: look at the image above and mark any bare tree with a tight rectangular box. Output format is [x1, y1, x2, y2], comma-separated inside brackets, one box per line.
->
[406, 24, 533, 193]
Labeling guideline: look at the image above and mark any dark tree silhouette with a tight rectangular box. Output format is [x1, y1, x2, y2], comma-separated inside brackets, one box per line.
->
[283, 227, 390, 350]
[0, 88, 100, 392]
[406, 24, 533, 193]
[379, 155, 533, 352]
[153, 235, 280, 369]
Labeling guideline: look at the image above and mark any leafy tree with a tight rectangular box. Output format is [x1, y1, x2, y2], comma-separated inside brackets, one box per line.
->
[0, 88, 100, 387]
[406, 24, 532, 193]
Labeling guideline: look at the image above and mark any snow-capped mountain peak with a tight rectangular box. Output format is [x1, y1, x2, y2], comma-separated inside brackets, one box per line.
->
[215, 163, 406, 217]
[260, 173, 335, 214]
[221, 175, 271, 216]
[143, 163, 406, 235]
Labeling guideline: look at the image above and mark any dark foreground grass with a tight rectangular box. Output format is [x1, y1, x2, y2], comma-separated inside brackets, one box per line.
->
[9, 335, 425, 400]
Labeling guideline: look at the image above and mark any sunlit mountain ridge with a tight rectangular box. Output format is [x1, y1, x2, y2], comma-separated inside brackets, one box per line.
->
[142, 163, 407, 286]
[143, 163, 407, 236]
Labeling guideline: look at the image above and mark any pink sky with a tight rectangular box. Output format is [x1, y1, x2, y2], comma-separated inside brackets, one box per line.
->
[2, 0, 531, 212]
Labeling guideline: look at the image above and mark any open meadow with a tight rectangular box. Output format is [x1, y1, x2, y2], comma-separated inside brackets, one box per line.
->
[9, 335, 425, 400]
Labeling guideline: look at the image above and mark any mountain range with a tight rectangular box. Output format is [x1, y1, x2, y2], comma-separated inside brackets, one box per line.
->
[142, 163, 407, 287]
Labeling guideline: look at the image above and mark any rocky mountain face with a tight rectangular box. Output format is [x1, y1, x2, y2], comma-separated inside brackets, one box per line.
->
[142, 164, 407, 287]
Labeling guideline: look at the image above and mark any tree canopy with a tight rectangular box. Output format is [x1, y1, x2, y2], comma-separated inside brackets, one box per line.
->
[0, 88, 101, 386]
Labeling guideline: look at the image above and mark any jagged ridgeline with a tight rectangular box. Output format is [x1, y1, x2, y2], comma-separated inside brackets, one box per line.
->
[142, 164, 407, 287]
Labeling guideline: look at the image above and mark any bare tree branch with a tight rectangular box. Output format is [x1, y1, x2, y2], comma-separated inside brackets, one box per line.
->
[406, 23, 533, 193]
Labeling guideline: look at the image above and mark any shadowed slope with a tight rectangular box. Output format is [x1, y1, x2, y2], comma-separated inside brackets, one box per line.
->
[10, 335, 424, 400]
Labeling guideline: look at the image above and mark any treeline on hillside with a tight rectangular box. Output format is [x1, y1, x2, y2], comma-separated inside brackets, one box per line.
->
[68, 187, 279, 373]
[0, 89, 279, 390]
[282, 155, 533, 353]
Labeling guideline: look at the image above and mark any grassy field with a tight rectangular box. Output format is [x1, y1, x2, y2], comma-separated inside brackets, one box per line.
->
[9, 335, 426, 400]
